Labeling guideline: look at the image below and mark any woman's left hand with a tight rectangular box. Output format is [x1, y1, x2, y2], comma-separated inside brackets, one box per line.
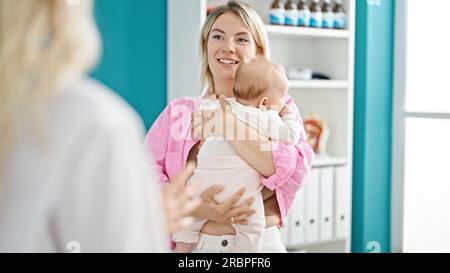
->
[191, 95, 235, 141]
[279, 104, 295, 117]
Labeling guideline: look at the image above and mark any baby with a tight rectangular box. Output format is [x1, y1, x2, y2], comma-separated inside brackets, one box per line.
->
[231, 57, 301, 145]
[172, 58, 302, 253]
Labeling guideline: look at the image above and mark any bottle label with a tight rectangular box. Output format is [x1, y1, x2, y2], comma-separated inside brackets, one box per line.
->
[334, 12, 347, 29]
[310, 12, 323, 28]
[323, 11, 334, 28]
[298, 9, 311, 27]
[270, 8, 286, 25]
[285, 9, 299, 26]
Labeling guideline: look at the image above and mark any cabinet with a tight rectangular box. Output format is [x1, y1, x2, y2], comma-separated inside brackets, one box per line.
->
[168, 0, 355, 253]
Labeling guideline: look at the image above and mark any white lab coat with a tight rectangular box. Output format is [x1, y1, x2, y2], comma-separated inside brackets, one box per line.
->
[0, 77, 167, 252]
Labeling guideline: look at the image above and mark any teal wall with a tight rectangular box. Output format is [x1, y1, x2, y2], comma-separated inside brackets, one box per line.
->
[92, 0, 167, 129]
[352, 0, 395, 253]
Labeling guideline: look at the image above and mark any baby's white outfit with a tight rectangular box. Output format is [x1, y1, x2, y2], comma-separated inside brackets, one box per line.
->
[172, 98, 301, 252]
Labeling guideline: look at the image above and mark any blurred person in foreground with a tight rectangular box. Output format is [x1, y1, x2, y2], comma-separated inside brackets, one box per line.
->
[0, 0, 198, 252]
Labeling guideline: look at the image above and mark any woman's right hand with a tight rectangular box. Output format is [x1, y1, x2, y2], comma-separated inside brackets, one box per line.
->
[191, 96, 235, 141]
[191, 185, 256, 225]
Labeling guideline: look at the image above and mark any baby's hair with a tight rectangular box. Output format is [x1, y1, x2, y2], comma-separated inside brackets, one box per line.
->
[234, 57, 287, 100]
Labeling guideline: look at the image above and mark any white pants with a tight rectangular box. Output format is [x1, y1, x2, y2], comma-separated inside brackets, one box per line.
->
[172, 140, 265, 252]
[190, 226, 287, 253]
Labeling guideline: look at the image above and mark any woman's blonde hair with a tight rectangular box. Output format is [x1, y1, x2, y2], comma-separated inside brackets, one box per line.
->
[199, 0, 270, 93]
[0, 0, 100, 164]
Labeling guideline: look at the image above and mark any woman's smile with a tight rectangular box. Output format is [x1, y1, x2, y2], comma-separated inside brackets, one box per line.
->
[217, 58, 240, 68]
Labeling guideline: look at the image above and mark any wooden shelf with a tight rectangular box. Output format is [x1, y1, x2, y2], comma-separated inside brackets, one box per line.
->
[265, 24, 350, 39]
[289, 80, 349, 90]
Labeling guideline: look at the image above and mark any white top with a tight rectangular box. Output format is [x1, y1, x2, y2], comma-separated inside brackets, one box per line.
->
[0, 77, 167, 253]
[201, 98, 301, 145]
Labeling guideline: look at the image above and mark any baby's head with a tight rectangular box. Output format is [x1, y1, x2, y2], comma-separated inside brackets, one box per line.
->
[233, 58, 288, 113]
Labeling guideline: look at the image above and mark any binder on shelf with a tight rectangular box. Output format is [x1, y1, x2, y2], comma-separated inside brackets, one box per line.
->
[335, 166, 350, 239]
[287, 187, 307, 247]
[305, 169, 320, 243]
[319, 167, 335, 241]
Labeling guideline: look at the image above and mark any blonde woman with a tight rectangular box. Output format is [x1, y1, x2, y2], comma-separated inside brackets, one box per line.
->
[145, 0, 314, 253]
[0, 0, 197, 252]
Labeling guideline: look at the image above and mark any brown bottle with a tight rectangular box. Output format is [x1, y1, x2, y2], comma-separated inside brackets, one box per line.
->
[333, 0, 346, 29]
[271, 0, 285, 9]
[321, 0, 334, 28]
[298, 0, 310, 11]
[322, 0, 333, 12]
[333, 0, 345, 13]
[309, 0, 321, 13]
[285, 0, 299, 26]
[297, 0, 311, 27]
[269, 0, 286, 25]
[309, 0, 322, 28]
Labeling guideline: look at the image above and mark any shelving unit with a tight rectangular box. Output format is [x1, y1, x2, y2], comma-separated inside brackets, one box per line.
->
[289, 80, 348, 89]
[313, 156, 347, 168]
[265, 24, 350, 39]
[168, 0, 355, 253]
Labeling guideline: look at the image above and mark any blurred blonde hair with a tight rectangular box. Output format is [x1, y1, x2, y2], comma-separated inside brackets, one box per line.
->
[0, 0, 100, 165]
[199, 0, 270, 94]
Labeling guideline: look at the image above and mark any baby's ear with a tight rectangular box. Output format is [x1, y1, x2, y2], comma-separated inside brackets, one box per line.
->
[259, 97, 269, 111]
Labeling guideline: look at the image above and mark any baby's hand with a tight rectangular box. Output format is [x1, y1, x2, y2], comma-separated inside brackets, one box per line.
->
[280, 105, 295, 117]
[207, 93, 218, 100]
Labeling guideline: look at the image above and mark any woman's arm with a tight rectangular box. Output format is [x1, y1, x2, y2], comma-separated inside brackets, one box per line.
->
[221, 97, 276, 177]
[228, 95, 314, 194]
[227, 117, 276, 178]
[144, 104, 171, 184]
[192, 96, 275, 177]
[260, 96, 315, 222]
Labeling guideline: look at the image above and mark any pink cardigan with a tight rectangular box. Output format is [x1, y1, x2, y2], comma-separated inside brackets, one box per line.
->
[144, 95, 314, 225]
